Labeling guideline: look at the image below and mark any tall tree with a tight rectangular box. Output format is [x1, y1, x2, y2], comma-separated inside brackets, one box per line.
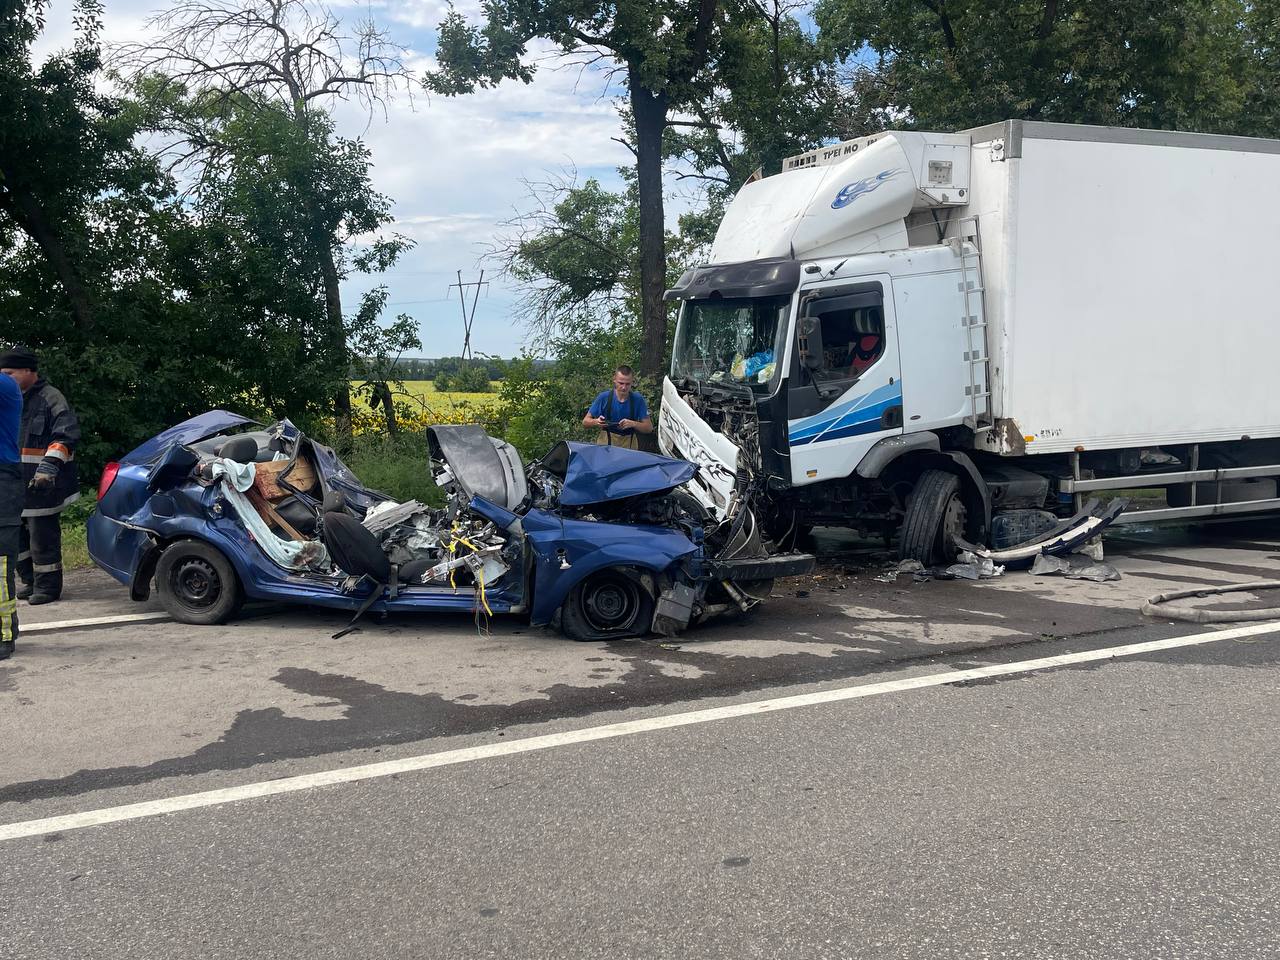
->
[491, 172, 640, 346]
[426, 0, 722, 380]
[668, 0, 839, 187]
[0, 0, 121, 330]
[117, 0, 414, 441]
[149, 90, 417, 415]
[815, 0, 1252, 134]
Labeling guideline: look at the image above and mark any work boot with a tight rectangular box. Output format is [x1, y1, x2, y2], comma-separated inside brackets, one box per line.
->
[15, 581, 31, 600]
[28, 593, 58, 606]
[0, 640, 13, 660]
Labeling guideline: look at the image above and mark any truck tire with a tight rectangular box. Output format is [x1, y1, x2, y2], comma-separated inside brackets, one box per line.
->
[156, 540, 243, 625]
[899, 469, 965, 566]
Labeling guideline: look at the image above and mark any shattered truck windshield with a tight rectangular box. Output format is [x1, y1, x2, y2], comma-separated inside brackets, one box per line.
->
[671, 296, 790, 390]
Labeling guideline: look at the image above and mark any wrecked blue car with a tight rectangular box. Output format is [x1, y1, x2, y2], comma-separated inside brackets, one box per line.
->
[88, 411, 814, 640]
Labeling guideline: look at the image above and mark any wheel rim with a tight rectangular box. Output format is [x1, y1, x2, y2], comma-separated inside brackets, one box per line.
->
[170, 557, 222, 609]
[580, 573, 641, 633]
[941, 494, 968, 552]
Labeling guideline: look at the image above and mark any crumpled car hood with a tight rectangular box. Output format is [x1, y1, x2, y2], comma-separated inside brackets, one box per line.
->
[122, 410, 257, 465]
[542, 441, 698, 507]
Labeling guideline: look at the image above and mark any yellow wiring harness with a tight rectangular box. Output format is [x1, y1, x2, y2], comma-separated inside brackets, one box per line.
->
[446, 526, 494, 617]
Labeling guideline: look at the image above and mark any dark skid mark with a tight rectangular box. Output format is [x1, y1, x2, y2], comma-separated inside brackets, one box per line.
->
[1124, 570, 1240, 588]
[722, 856, 751, 868]
[0, 666, 17, 693]
[0, 589, 1138, 806]
[1125, 553, 1280, 579]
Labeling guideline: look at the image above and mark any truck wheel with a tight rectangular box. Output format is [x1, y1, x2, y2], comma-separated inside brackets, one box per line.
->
[559, 568, 654, 641]
[156, 540, 243, 625]
[899, 469, 965, 566]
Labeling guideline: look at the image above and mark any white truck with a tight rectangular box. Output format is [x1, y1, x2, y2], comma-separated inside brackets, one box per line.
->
[658, 120, 1280, 563]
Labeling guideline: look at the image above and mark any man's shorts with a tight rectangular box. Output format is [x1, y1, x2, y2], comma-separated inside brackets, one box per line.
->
[595, 431, 640, 450]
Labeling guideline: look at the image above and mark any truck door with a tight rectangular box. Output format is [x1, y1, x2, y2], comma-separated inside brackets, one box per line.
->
[786, 277, 902, 486]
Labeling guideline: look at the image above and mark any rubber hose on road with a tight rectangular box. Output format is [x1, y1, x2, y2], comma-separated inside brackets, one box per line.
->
[1141, 580, 1280, 623]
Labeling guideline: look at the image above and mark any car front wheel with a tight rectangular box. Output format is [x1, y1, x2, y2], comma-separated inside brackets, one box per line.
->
[559, 568, 654, 641]
[155, 540, 243, 625]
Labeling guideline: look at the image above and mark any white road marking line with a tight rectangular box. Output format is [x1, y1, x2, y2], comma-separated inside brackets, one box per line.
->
[21, 612, 171, 633]
[2, 620, 1277, 842]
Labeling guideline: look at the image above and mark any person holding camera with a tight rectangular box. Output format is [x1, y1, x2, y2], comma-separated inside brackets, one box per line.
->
[582, 365, 652, 451]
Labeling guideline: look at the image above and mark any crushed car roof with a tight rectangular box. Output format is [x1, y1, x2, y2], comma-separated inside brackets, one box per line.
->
[122, 410, 257, 464]
[542, 441, 699, 507]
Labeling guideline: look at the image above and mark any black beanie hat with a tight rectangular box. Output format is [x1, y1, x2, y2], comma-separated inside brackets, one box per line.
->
[0, 346, 37, 370]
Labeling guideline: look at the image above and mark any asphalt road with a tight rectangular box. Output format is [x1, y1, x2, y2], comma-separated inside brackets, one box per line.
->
[4, 522, 1280, 958]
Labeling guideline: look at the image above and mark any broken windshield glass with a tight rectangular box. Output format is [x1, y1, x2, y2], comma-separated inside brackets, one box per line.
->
[670, 295, 790, 390]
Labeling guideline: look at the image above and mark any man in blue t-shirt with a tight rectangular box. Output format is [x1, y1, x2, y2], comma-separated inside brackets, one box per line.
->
[0, 371, 22, 658]
[582, 365, 652, 450]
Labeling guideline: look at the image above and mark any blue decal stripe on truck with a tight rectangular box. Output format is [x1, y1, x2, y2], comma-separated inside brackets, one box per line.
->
[789, 382, 902, 445]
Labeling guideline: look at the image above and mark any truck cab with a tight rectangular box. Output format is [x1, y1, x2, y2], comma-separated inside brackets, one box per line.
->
[659, 131, 992, 557]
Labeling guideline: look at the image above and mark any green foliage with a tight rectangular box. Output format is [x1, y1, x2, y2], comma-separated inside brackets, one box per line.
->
[1243, 0, 1280, 137]
[342, 432, 445, 507]
[0, 4, 418, 474]
[815, 0, 1256, 134]
[666, 2, 842, 184]
[433, 365, 495, 393]
[492, 318, 655, 460]
[500, 176, 640, 337]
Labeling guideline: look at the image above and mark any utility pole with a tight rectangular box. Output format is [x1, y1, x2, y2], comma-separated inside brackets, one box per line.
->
[447, 269, 489, 366]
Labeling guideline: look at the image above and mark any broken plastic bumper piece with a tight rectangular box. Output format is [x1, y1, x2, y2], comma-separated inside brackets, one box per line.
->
[703, 552, 816, 581]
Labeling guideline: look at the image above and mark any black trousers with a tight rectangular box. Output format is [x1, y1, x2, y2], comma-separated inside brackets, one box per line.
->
[18, 513, 63, 598]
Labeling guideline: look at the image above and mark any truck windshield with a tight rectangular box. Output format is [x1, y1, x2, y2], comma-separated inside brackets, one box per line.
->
[670, 295, 790, 390]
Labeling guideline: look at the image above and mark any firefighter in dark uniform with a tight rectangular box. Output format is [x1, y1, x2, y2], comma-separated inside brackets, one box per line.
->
[1, 369, 22, 658]
[0, 347, 80, 605]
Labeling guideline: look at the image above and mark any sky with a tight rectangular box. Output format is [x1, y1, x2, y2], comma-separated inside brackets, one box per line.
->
[31, 0, 642, 359]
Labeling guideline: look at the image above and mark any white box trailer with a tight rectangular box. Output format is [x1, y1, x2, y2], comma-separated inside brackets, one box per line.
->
[959, 121, 1280, 457]
[659, 120, 1280, 562]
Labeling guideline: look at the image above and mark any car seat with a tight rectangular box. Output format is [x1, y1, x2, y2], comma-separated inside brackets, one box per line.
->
[321, 512, 431, 584]
[321, 511, 435, 639]
[849, 307, 883, 374]
[216, 434, 260, 464]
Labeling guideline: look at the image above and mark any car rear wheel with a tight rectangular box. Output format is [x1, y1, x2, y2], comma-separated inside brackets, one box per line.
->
[559, 568, 654, 641]
[156, 540, 243, 625]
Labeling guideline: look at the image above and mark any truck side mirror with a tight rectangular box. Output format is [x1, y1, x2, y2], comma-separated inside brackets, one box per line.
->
[799, 315, 823, 369]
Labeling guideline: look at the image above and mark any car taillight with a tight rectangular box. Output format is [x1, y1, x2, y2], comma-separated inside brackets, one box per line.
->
[98, 462, 120, 500]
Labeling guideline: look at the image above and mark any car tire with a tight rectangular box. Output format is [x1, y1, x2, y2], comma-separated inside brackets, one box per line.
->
[899, 469, 965, 566]
[559, 567, 655, 642]
[156, 540, 243, 626]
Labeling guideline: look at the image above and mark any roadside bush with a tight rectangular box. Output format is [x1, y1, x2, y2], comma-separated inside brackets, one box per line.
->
[342, 431, 445, 507]
[433, 365, 494, 393]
